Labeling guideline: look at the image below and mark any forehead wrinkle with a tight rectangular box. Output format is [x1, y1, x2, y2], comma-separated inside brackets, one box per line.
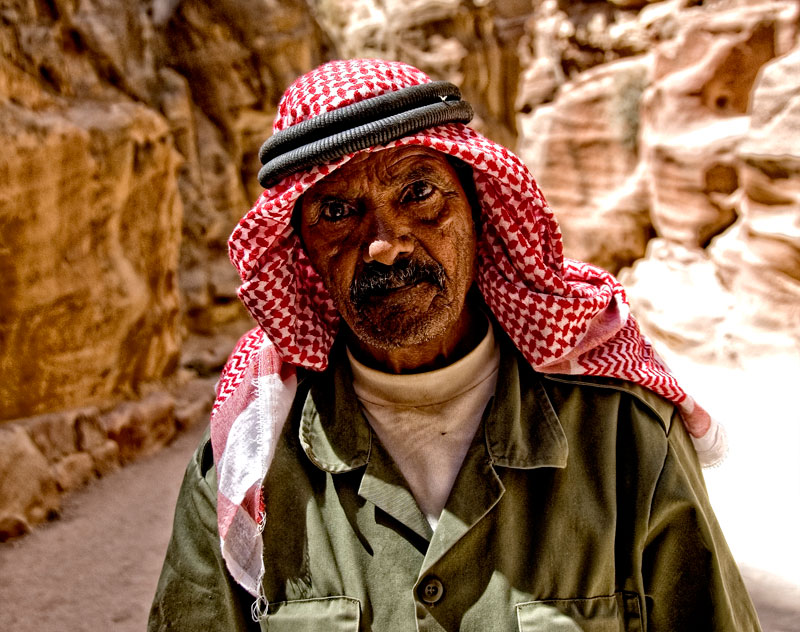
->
[305, 147, 455, 201]
[305, 165, 369, 201]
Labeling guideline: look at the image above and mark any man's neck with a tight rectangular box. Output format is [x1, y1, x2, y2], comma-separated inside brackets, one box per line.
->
[345, 304, 487, 374]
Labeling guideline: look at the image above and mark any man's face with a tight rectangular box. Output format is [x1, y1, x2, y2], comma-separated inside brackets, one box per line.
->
[298, 145, 477, 352]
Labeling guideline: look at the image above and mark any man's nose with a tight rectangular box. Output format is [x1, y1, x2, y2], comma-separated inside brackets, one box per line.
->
[363, 214, 414, 265]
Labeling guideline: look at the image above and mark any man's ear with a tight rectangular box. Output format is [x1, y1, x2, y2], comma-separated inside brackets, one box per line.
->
[291, 196, 305, 244]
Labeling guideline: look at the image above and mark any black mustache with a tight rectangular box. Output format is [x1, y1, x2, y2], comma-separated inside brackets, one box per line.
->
[350, 259, 446, 306]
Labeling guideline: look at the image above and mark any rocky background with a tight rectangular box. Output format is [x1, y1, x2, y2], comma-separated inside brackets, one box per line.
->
[1, 0, 798, 541]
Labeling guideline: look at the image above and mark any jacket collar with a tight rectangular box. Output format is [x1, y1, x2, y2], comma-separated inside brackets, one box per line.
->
[299, 328, 568, 473]
[484, 334, 568, 470]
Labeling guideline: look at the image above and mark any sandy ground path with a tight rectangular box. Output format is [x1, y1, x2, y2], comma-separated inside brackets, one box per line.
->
[0, 420, 207, 632]
[1, 399, 798, 631]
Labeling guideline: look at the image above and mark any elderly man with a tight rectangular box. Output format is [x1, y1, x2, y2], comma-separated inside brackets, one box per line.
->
[149, 60, 760, 631]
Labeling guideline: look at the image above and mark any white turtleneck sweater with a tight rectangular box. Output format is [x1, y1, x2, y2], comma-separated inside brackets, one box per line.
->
[347, 324, 500, 530]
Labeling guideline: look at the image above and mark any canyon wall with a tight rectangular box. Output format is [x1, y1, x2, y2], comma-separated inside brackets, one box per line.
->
[0, 0, 329, 537]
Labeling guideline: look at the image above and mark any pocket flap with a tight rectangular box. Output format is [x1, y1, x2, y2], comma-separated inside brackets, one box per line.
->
[516, 593, 641, 632]
[264, 596, 360, 630]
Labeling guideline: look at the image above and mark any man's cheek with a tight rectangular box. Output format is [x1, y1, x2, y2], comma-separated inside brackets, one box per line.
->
[309, 240, 342, 275]
[327, 258, 355, 297]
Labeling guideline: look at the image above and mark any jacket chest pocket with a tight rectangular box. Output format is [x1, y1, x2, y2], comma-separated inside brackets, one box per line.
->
[260, 596, 361, 631]
[516, 593, 643, 632]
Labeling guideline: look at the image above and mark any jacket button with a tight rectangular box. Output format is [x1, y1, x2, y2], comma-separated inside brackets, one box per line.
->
[420, 577, 444, 604]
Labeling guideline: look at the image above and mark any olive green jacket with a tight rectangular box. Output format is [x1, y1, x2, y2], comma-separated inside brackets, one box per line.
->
[149, 338, 761, 631]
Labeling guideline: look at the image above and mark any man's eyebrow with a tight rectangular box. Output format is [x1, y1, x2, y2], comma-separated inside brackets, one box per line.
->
[302, 179, 351, 202]
[393, 162, 452, 187]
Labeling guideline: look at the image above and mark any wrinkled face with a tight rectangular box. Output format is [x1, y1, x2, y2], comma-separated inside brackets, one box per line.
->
[298, 145, 477, 351]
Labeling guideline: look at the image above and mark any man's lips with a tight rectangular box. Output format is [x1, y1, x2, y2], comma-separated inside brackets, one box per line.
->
[369, 277, 426, 295]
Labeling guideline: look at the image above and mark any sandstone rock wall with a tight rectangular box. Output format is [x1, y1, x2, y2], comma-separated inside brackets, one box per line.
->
[517, 0, 799, 270]
[0, 99, 182, 419]
[0, 0, 329, 535]
[622, 42, 800, 364]
[160, 0, 329, 333]
[1, 1, 331, 415]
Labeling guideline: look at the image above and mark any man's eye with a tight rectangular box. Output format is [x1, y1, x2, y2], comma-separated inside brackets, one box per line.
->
[320, 199, 356, 221]
[401, 180, 434, 202]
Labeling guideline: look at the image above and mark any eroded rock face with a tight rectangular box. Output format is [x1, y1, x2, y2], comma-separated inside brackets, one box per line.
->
[0, 375, 216, 539]
[1, 4, 180, 421]
[160, 0, 325, 332]
[710, 44, 800, 349]
[0, 0, 333, 418]
[620, 239, 740, 362]
[517, 56, 653, 271]
[0, 426, 60, 540]
[0, 98, 182, 419]
[640, 2, 797, 247]
[512, 0, 799, 272]
[623, 39, 800, 364]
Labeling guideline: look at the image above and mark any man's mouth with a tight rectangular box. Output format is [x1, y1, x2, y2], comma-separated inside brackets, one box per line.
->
[350, 259, 446, 307]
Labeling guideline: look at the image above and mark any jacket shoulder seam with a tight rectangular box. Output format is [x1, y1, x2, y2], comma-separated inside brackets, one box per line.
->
[540, 373, 674, 433]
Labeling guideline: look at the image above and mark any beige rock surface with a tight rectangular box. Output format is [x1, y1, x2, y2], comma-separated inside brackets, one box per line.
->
[623, 41, 800, 365]
[620, 239, 740, 362]
[0, 375, 215, 538]
[20, 410, 80, 465]
[103, 391, 176, 463]
[53, 452, 96, 493]
[518, 56, 653, 271]
[90, 440, 121, 476]
[159, 0, 328, 332]
[0, 0, 332, 425]
[710, 44, 800, 350]
[514, 0, 798, 272]
[0, 425, 60, 539]
[640, 1, 798, 246]
[0, 98, 182, 419]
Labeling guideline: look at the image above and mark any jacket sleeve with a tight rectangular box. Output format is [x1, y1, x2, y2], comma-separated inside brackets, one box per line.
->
[641, 413, 762, 631]
[148, 434, 260, 632]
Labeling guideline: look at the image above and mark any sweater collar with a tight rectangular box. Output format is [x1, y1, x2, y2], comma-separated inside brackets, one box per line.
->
[345, 316, 497, 407]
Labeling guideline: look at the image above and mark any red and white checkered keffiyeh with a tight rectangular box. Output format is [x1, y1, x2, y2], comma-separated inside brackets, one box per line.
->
[210, 59, 726, 599]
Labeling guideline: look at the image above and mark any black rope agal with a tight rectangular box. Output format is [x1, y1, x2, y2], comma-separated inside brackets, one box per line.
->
[257, 81, 474, 188]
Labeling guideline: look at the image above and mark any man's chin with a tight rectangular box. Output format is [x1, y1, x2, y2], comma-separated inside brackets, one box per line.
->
[349, 324, 440, 351]
[346, 302, 453, 351]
